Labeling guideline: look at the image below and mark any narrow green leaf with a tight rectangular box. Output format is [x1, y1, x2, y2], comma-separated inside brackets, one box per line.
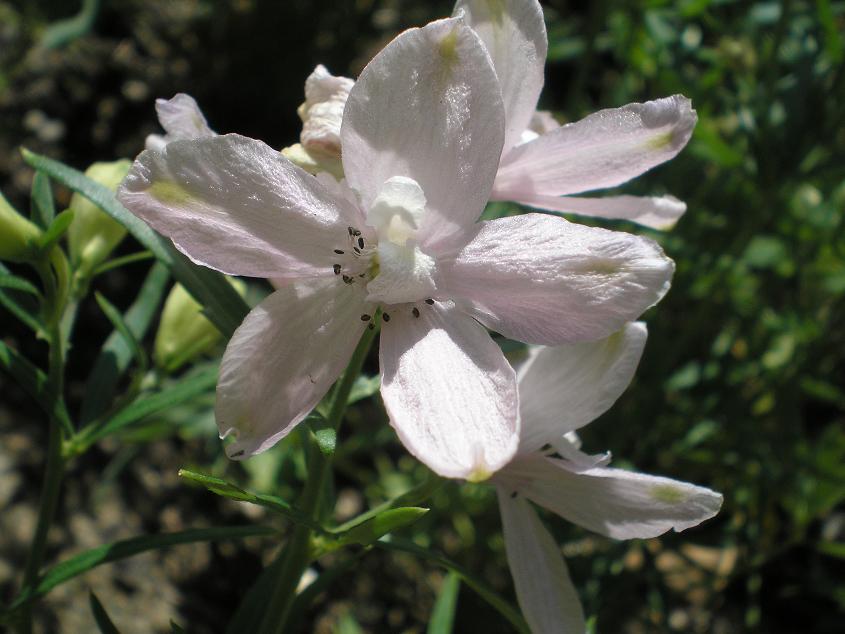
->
[89, 592, 121, 634]
[30, 171, 55, 229]
[36, 209, 74, 254]
[0, 340, 74, 436]
[20, 149, 249, 337]
[329, 507, 428, 552]
[178, 469, 324, 532]
[73, 364, 217, 451]
[11, 525, 277, 609]
[375, 537, 530, 634]
[94, 292, 147, 374]
[0, 262, 44, 334]
[40, 0, 100, 49]
[79, 262, 169, 423]
[428, 572, 460, 634]
[334, 471, 442, 534]
[0, 273, 40, 295]
[170, 621, 187, 634]
[92, 250, 154, 276]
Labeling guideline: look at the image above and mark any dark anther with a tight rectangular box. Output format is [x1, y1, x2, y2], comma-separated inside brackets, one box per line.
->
[360, 314, 371, 321]
[412, 307, 420, 318]
[382, 313, 391, 322]
[357, 237, 365, 249]
[352, 228, 362, 236]
[348, 226, 354, 235]
[342, 275, 353, 284]
[353, 247, 361, 254]
[358, 273, 366, 278]
[333, 264, 342, 275]
[368, 322, 375, 330]
[425, 298, 434, 305]
[334, 249, 344, 254]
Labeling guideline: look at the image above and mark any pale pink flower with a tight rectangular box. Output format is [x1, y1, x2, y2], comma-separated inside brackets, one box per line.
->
[491, 324, 723, 632]
[118, 17, 673, 479]
[456, 0, 697, 229]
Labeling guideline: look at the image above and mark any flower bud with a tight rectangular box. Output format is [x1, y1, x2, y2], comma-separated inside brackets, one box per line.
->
[154, 279, 246, 373]
[0, 190, 42, 263]
[67, 159, 132, 276]
[280, 65, 352, 179]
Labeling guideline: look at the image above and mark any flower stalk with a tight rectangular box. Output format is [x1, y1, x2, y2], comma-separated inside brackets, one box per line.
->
[256, 317, 379, 634]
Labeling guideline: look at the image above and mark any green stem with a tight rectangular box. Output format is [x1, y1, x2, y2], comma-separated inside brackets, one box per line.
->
[18, 326, 66, 633]
[255, 319, 379, 634]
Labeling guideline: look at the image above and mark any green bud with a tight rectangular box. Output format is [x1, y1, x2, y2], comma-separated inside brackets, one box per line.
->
[0, 190, 42, 263]
[67, 159, 132, 276]
[155, 279, 246, 373]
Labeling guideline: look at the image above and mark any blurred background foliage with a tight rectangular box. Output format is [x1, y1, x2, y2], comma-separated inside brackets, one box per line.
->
[0, 0, 843, 632]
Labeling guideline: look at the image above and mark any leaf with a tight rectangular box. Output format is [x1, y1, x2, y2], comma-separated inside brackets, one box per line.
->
[0, 273, 40, 295]
[170, 621, 187, 634]
[30, 170, 55, 229]
[330, 507, 428, 551]
[428, 572, 460, 634]
[178, 469, 324, 532]
[79, 262, 169, 424]
[0, 340, 74, 436]
[11, 525, 277, 609]
[225, 553, 285, 634]
[40, 0, 100, 49]
[0, 262, 44, 334]
[375, 537, 530, 634]
[72, 364, 217, 452]
[89, 592, 121, 634]
[21, 149, 249, 337]
[36, 209, 74, 254]
[94, 291, 147, 375]
[818, 541, 845, 559]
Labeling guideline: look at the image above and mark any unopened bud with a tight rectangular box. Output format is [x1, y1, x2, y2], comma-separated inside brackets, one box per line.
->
[154, 279, 246, 373]
[67, 159, 132, 276]
[0, 190, 42, 263]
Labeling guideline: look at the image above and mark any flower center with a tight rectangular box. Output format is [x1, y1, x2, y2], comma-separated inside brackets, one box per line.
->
[362, 176, 437, 306]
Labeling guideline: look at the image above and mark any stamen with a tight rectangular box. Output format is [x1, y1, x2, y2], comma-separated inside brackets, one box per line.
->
[360, 314, 371, 321]
[347, 226, 354, 236]
[353, 247, 361, 255]
[382, 313, 390, 322]
[342, 275, 354, 284]
[412, 307, 420, 318]
[333, 264, 342, 275]
[352, 228, 362, 237]
[357, 237, 365, 249]
[334, 249, 344, 255]
[425, 298, 434, 305]
[368, 322, 375, 330]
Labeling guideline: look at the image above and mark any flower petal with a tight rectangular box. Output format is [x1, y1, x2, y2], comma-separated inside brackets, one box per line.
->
[156, 93, 216, 140]
[497, 488, 586, 634]
[217, 280, 371, 459]
[341, 16, 505, 250]
[494, 95, 697, 197]
[440, 213, 674, 345]
[379, 301, 519, 480]
[496, 193, 687, 230]
[504, 455, 723, 539]
[516, 322, 648, 454]
[454, 0, 547, 154]
[118, 134, 365, 280]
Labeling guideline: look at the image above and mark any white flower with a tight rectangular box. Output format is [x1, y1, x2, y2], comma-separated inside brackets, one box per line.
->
[455, 0, 696, 229]
[118, 17, 673, 479]
[489, 324, 723, 633]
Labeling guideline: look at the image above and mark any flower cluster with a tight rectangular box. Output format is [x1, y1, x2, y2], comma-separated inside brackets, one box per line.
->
[118, 0, 721, 630]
